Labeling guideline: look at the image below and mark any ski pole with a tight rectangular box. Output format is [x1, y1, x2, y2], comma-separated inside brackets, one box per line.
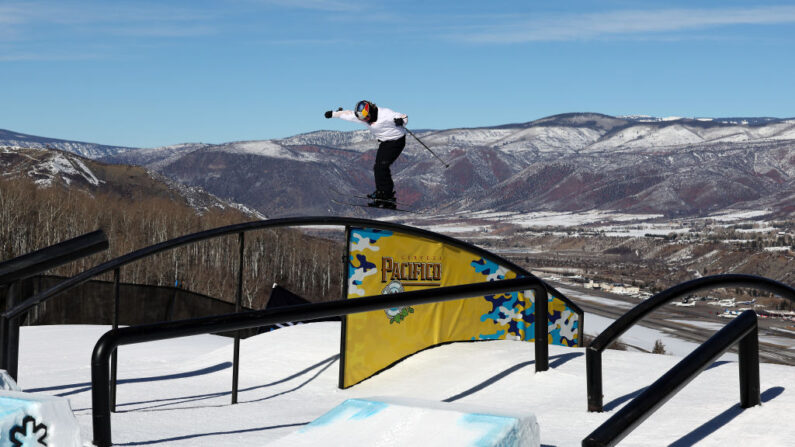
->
[404, 127, 450, 168]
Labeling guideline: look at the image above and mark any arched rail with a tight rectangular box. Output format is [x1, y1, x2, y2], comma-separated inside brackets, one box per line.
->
[586, 274, 795, 412]
[3, 217, 580, 323]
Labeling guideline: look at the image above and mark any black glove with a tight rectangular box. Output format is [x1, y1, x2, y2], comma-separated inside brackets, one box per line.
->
[324, 110, 332, 119]
[394, 118, 404, 126]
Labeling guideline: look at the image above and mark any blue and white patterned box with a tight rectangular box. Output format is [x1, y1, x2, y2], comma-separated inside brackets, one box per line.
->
[0, 390, 82, 447]
[269, 396, 540, 446]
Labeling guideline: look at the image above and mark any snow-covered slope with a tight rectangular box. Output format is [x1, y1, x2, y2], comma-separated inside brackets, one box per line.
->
[277, 129, 375, 150]
[220, 140, 323, 161]
[16, 322, 795, 446]
[1, 146, 104, 188]
[0, 146, 266, 218]
[586, 120, 795, 152]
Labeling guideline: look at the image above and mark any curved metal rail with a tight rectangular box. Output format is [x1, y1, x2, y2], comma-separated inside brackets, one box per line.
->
[4, 217, 581, 323]
[586, 274, 795, 412]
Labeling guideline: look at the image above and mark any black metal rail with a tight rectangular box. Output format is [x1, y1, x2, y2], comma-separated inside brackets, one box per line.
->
[0, 230, 108, 286]
[586, 274, 795, 412]
[91, 276, 547, 447]
[582, 309, 760, 447]
[5, 217, 580, 413]
[0, 230, 108, 379]
[4, 217, 581, 323]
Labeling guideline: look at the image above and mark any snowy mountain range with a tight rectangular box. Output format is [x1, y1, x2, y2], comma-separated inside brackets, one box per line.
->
[0, 146, 264, 218]
[3, 113, 794, 218]
[0, 128, 134, 159]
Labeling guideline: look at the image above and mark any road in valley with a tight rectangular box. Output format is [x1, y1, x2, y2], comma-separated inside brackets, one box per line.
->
[544, 279, 795, 366]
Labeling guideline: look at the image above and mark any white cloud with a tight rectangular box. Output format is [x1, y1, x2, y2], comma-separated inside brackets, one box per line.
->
[453, 6, 795, 43]
[0, 4, 36, 24]
[0, 50, 102, 62]
[0, 0, 219, 60]
[0, 1, 216, 32]
[109, 25, 217, 38]
[254, 0, 361, 12]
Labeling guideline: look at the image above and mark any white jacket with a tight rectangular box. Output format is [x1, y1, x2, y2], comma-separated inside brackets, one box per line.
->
[332, 106, 408, 141]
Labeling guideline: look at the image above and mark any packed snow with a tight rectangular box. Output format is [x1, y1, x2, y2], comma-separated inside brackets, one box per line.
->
[220, 141, 320, 161]
[13, 321, 795, 446]
[705, 210, 772, 221]
[26, 152, 103, 187]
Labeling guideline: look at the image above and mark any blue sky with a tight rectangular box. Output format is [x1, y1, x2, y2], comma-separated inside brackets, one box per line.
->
[1, 0, 794, 148]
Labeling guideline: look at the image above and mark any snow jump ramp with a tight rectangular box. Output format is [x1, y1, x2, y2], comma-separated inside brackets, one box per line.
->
[269, 396, 540, 446]
[0, 372, 82, 447]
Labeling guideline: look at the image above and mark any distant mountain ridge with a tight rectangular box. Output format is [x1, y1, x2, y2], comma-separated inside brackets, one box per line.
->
[0, 128, 136, 159]
[3, 113, 794, 219]
[0, 146, 265, 218]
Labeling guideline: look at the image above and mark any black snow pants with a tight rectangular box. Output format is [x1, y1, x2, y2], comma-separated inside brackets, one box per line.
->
[373, 135, 406, 195]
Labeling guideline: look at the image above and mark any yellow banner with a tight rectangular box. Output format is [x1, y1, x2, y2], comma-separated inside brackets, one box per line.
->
[342, 227, 578, 388]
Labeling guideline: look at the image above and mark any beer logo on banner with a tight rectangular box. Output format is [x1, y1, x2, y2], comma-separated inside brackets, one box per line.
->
[381, 280, 414, 324]
[380, 256, 442, 286]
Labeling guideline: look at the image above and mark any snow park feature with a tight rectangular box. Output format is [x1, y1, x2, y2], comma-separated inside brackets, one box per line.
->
[0, 390, 82, 447]
[1, 217, 795, 446]
[269, 397, 540, 446]
[341, 226, 581, 388]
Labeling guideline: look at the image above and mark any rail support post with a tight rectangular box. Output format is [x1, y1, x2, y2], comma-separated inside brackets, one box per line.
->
[0, 315, 8, 374]
[92, 332, 115, 447]
[738, 324, 760, 408]
[1, 281, 21, 380]
[232, 232, 245, 405]
[586, 346, 603, 412]
[110, 268, 121, 413]
[533, 286, 549, 372]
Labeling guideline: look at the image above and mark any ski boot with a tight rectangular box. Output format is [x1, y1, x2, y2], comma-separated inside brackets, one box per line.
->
[367, 190, 397, 209]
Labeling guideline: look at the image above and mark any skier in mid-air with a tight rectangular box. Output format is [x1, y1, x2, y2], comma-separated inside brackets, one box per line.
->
[325, 100, 408, 209]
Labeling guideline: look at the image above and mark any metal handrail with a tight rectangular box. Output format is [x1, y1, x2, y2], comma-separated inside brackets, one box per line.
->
[4, 217, 580, 405]
[586, 274, 795, 412]
[0, 230, 108, 286]
[0, 217, 575, 446]
[0, 230, 108, 380]
[91, 276, 547, 447]
[582, 310, 760, 447]
[4, 217, 582, 324]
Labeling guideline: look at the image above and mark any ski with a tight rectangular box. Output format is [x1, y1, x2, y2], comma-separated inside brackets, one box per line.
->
[328, 187, 412, 207]
[330, 198, 423, 214]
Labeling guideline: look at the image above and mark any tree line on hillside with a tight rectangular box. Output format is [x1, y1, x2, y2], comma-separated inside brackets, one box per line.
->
[0, 177, 344, 309]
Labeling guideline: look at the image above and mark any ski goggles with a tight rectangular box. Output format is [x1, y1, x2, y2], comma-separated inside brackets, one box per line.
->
[355, 101, 370, 121]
